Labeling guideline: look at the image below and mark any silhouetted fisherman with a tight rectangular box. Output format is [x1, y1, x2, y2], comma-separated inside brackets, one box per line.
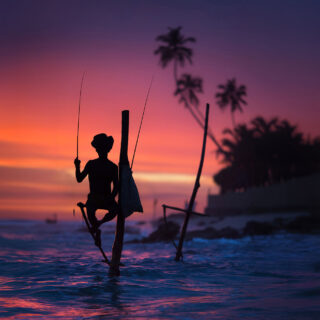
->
[74, 133, 119, 246]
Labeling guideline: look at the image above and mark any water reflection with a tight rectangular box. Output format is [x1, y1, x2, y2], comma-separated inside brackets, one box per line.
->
[0, 232, 36, 240]
[0, 296, 104, 319]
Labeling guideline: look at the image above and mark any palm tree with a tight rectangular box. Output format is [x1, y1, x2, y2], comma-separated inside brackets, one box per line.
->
[219, 124, 256, 164]
[251, 116, 278, 135]
[174, 73, 224, 152]
[273, 120, 304, 181]
[216, 78, 247, 127]
[154, 26, 195, 81]
[213, 116, 320, 193]
[174, 74, 202, 107]
[155, 27, 225, 153]
[216, 123, 258, 190]
[251, 117, 280, 183]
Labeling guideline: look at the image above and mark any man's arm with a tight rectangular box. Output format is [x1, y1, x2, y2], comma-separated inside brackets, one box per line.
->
[111, 165, 119, 198]
[74, 158, 89, 183]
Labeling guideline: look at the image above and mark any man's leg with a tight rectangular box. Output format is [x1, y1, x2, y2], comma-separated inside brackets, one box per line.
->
[98, 202, 119, 226]
[99, 210, 117, 225]
[86, 205, 98, 230]
[86, 205, 101, 247]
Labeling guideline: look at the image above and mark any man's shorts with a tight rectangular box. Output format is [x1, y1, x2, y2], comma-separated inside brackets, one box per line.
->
[86, 193, 118, 211]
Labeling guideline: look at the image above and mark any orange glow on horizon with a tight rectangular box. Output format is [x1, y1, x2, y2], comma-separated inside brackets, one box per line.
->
[0, 60, 222, 219]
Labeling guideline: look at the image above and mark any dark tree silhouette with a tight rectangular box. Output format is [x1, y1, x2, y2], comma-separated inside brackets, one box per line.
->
[174, 73, 203, 109]
[154, 26, 195, 81]
[216, 78, 247, 127]
[214, 117, 320, 193]
[251, 116, 278, 135]
[217, 124, 259, 190]
[250, 116, 279, 183]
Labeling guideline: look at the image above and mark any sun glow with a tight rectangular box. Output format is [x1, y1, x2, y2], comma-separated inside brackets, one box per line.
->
[134, 171, 212, 185]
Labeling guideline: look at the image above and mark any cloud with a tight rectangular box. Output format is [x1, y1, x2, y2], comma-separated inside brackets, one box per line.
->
[0, 140, 69, 161]
[0, 184, 81, 199]
[0, 165, 84, 216]
[0, 165, 72, 185]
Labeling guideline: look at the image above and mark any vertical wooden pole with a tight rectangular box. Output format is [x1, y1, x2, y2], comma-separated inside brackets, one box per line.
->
[175, 103, 210, 261]
[109, 110, 129, 276]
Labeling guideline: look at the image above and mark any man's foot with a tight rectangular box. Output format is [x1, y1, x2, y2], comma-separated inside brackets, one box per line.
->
[95, 229, 101, 247]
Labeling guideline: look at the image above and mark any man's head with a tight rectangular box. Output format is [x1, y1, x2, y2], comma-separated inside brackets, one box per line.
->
[91, 133, 114, 156]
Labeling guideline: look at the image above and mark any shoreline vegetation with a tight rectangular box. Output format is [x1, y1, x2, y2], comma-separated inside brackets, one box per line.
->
[214, 117, 320, 194]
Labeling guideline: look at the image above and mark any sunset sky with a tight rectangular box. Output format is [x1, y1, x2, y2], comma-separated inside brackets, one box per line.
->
[1, 0, 319, 220]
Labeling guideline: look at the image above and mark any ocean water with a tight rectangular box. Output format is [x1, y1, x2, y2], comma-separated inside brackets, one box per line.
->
[0, 220, 320, 320]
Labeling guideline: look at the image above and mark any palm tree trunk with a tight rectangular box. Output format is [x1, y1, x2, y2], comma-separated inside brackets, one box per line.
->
[231, 111, 236, 128]
[175, 103, 210, 261]
[173, 60, 178, 82]
[172, 58, 225, 154]
[185, 101, 224, 154]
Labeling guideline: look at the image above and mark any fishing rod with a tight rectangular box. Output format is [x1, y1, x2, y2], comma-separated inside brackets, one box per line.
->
[130, 75, 154, 169]
[76, 72, 86, 159]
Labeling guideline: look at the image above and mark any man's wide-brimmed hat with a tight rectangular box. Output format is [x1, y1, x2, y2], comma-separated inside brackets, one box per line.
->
[91, 133, 114, 152]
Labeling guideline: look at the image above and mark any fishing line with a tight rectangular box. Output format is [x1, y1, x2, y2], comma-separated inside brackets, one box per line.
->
[76, 72, 86, 159]
[130, 75, 154, 169]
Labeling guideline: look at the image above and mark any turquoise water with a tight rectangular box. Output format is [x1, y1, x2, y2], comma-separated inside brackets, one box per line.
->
[0, 220, 319, 319]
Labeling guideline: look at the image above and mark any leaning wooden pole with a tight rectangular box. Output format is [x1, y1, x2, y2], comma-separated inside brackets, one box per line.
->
[175, 103, 210, 261]
[109, 110, 129, 276]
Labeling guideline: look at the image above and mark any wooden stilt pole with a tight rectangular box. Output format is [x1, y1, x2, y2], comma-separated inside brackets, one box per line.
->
[109, 110, 129, 276]
[175, 103, 210, 261]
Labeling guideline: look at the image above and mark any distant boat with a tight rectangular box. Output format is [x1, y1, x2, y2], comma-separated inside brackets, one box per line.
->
[45, 213, 58, 224]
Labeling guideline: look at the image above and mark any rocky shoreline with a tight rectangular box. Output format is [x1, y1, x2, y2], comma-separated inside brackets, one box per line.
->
[129, 213, 320, 243]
